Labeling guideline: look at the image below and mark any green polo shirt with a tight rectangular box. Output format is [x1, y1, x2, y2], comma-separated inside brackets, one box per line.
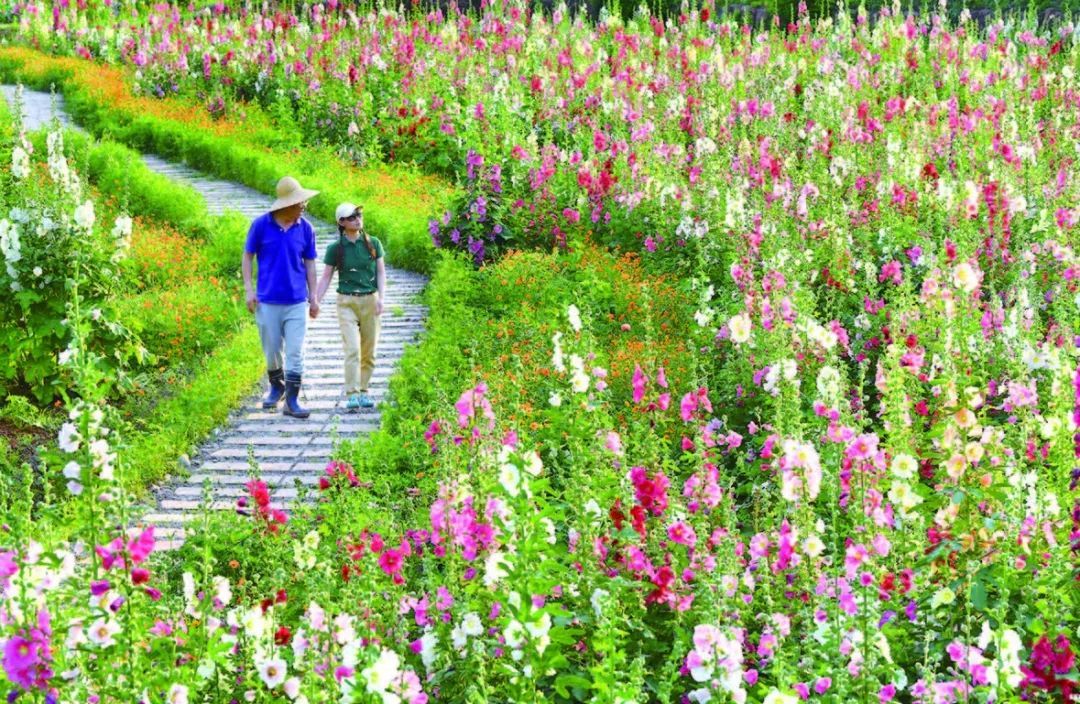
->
[324, 234, 384, 295]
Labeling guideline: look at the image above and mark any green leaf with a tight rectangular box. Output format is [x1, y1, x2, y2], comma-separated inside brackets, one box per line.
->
[970, 580, 987, 611]
[554, 674, 592, 697]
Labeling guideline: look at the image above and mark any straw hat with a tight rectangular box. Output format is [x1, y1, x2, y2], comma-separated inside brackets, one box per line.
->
[269, 176, 319, 212]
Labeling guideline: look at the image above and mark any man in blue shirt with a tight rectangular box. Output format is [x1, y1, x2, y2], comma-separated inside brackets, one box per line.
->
[242, 176, 321, 419]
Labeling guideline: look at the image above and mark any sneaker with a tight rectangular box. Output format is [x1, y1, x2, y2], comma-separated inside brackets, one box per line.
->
[345, 394, 362, 412]
[358, 392, 375, 409]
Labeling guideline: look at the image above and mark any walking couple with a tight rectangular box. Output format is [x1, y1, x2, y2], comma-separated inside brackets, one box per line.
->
[242, 176, 385, 418]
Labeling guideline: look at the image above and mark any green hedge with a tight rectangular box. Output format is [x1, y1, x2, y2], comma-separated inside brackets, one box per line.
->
[122, 324, 265, 491]
[0, 51, 457, 274]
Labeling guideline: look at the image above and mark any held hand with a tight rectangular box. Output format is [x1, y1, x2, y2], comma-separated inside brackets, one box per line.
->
[246, 292, 258, 313]
[309, 301, 320, 319]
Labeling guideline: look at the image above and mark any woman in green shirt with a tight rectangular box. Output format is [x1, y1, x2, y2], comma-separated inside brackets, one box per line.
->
[315, 203, 386, 411]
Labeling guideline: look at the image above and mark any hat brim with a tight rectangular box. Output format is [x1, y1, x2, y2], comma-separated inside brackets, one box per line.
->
[269, 188, 320, 212]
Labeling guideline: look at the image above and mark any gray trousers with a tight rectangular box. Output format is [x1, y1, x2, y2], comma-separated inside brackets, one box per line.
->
[255, 302, 307, 376]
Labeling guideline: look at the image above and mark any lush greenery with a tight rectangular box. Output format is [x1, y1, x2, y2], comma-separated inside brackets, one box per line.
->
[0, 91, 266, 498]
[2, 1, 1080, 703]
[0, 47, 457, 274]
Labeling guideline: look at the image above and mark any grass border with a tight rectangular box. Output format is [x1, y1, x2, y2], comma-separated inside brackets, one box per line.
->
[122, 324, 264, 492]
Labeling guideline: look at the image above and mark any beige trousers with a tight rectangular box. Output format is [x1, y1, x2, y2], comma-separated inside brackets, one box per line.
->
[337, 293, 380, 393]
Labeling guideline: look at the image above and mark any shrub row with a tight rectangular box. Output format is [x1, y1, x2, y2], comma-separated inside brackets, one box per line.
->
[0, 47, 457, 275]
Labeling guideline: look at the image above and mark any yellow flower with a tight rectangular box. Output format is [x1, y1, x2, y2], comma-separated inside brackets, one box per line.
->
[931, 587, 956, 608]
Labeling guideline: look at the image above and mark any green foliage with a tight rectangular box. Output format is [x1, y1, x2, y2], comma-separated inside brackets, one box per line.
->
[79, 139, 210, 228]
[121, 323, 264, 490]
[114, 282, 244, 365]
[0, 54, 455, 275]
[200, 209, 251, 277]
[0, 118, 147, 403]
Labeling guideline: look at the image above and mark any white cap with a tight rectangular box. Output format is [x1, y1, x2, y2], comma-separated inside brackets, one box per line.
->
[335, 202, 361, 221]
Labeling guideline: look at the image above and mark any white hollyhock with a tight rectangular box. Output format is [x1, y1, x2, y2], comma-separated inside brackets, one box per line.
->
[11, 145, 30, 180]
[74, 200, 96, 230]
[257, 657, 288, 689]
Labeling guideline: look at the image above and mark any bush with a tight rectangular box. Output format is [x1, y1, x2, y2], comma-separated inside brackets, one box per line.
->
[0, 118, 145, 402]
[200, 210, 251, 278]
[115, 282, 244, 366]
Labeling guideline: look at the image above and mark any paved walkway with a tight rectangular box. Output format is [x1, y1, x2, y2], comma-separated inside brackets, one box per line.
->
[4, 85, 429, 548]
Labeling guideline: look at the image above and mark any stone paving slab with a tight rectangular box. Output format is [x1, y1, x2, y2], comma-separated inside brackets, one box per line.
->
[187, 474, 321, 486]
[175, 485, 301, 498]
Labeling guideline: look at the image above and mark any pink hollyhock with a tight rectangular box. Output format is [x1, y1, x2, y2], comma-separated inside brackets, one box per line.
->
[128, 526, 155, 565]
[667, 521, 697, 547]
[455, 383, 495, 431]
[95, 537, 126, 571]
[379, 548, 405, 584]
[679, 387, 712, 422]
[0, 551, 16, 590]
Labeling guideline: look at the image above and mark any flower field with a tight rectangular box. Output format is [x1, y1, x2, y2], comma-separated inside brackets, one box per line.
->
[2, 1, 1080, 703]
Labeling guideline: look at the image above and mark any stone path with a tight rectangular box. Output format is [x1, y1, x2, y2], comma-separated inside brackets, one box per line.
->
[4, 85, 429, 549]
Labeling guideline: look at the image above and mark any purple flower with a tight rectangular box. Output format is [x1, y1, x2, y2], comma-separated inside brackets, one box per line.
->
[466, 149, 484, 180]
[468, 237, 485, 264]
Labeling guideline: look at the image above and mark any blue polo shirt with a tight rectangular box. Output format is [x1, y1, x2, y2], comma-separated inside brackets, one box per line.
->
[245, 213, 317, 305]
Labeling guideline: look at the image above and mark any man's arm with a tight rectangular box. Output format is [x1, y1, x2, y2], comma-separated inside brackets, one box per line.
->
[242, 251, 257, 313]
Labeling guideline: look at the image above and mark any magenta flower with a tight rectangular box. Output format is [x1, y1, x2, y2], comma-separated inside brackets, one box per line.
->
[127, 526, 155, 565]
[632, 364, 647, 404]
[379, 548, 405, 583]
[666, 521, 697, 547]
[455, 383, 495, 431]
[2, 610, 52, 691]
[0, 551, 18, 590]
[679, 387, 712, 422]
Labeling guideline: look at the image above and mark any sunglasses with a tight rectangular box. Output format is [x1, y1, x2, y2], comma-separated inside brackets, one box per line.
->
[343, 212, 362, 221]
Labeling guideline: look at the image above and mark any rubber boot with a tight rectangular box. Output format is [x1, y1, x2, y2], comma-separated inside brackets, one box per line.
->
[283, 372, 310, 419]
[262, 369, 286, 409]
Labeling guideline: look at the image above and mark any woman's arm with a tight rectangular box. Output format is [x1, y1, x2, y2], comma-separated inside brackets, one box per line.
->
[316, 263, 335, 304]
